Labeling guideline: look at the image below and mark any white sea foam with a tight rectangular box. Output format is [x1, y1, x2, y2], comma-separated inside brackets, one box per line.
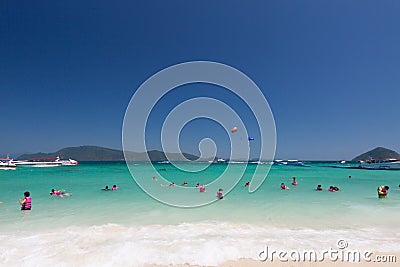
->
[0, 222, 399, 267]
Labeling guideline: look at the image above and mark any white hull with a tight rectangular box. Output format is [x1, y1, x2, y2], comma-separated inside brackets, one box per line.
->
[0, 166, 16, 170]
[11, 158, 78, 167]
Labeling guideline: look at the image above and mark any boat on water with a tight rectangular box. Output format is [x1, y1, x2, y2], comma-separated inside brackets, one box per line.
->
[0, 158, 17, 170]
[11, 157, 78, 167]
[358, 159, 400, 170]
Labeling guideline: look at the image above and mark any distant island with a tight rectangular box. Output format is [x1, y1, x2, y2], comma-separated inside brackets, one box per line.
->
[352, 147, 400, 161]
[17, 146, 202, 162]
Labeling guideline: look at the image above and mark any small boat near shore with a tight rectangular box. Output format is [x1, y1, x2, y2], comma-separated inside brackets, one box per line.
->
[11, 157, 78, 167]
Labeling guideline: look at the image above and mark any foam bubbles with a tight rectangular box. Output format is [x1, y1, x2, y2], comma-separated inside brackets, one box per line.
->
[1, 222, 399, 267]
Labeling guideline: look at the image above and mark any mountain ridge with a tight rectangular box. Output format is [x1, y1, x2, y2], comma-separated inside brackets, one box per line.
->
[352, 147, 400, 161]
[17, 146, 204, 162]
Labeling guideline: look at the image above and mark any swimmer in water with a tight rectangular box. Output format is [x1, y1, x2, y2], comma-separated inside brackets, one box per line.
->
[217, 189, 224, 199]
[349, 175, 352, 179]
[50, 188, 72, 197]
[316, 185, 323, 191]
[169, 182, 175, 187]
[102, 186, 109, 191]
[181, 181, 188, 186]
[152, 176, 157, 182]
[377, 185, 389, 198]
[280, 183, 290, 190]
[195, 183, 200, 188]
[245, 182, 250, 187]
[291, 177, 297, 186]
[112, 185, 118, 191]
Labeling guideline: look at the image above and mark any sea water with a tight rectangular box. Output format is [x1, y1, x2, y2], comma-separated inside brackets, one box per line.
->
[0, 162, 399, 266]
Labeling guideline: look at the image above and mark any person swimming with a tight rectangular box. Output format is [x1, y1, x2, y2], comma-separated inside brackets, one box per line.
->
[112, 185, 118, 191]
[50, 188, 72, 197]
[152, 176, 157, 182]
[377, 185, 389, 198]
[19, 191, 31, 210]
[316, 185, 323, 191]
[181, 181, 188, 186]
[217, 189, 223, 199]
[280, 183, 289, 190]
[195, 183, 200, 188]
[169, 182, 175, 187]
[291, 177, 297, 186]
[102, 186, 109, 191]
[245, 182, 250, 187]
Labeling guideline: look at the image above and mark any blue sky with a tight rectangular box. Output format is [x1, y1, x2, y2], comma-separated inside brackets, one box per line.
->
[1, 0, 399, 160]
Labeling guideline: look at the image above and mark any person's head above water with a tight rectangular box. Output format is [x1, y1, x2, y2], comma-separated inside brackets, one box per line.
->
[24, 191, 30, 197]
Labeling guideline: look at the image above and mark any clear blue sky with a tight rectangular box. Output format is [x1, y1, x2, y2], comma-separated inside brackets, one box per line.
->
[1, 0, 399, 160]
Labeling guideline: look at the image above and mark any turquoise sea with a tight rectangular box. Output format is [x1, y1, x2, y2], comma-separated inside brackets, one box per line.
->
[1, 162, 400, 266]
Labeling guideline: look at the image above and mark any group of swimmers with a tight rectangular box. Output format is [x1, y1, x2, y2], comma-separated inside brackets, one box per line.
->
[280, 176, 392, 198]
[13, 184, 119, 211]
[102, 185, 118, 191]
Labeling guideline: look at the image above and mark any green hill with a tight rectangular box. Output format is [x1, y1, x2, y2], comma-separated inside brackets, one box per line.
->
[352, 147, 400, 161]
[17, 146, 200, 162]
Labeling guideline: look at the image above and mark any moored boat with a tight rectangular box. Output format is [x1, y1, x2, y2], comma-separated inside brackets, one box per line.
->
[11, 157, 78, 167]
[358, 159, 400, 170]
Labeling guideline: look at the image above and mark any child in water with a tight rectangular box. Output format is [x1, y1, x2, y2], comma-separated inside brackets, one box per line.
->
[19, 191, 32, 210]
[245, 182, 250, 187]
[292, 177, 297, 186]
[112, 185, 118, 191]
[316, 185, 323, 191]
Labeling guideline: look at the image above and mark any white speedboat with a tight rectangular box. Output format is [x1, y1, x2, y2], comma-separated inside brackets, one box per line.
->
[11, 157, 78, 167]
[358, 159, 400, 170]
[0, 158, 17, 170]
